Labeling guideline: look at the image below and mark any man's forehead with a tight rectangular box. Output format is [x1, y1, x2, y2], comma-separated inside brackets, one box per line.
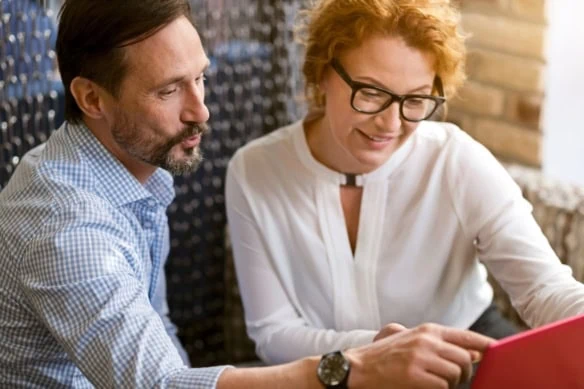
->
[122, 17, 207, 80]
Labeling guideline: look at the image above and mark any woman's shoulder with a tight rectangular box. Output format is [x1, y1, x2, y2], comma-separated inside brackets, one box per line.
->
[412, 120, 505, 178]
[414, 120, 490, 160]
[228, 120, 302, 172]
[419, 121, 517, 193]
[415, 120, 475, 147]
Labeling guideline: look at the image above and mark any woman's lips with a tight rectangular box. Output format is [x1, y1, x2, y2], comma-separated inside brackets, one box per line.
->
[357, 128, 399, 143]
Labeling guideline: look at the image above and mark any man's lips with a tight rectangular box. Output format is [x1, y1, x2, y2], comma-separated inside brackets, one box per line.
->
[181, 134, 201, 148]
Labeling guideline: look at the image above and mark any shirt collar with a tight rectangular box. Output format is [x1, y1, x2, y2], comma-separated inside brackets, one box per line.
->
[65, 121, 175, 208]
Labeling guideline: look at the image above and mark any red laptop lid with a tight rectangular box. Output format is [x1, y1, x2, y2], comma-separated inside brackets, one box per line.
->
[472, 313, 584, 388]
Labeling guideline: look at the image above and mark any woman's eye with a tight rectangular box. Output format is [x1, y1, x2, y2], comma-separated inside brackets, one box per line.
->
[361, 89, 381, 98]
[405, 98, 425, 107]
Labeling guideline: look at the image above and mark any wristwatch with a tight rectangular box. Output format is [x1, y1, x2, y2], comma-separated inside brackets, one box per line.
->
[317, 350, 351, 388]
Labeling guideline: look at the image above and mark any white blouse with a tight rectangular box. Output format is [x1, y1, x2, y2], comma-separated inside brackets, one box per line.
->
[225, 119, 584, 364]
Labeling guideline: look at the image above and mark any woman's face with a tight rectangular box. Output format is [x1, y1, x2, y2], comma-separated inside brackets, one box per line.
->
[317, 34, 437, 174]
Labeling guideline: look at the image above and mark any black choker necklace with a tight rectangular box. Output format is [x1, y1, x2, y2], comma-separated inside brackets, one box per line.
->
[342, 173, 362, 187]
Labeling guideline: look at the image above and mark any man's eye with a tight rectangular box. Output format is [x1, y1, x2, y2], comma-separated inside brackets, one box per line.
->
[159, 88, 177, 97]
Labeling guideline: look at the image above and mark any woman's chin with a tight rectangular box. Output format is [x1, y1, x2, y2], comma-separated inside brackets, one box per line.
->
[350, 152, 390, 173]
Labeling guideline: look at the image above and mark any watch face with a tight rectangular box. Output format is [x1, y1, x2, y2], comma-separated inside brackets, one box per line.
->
[318, 352, 350, 385]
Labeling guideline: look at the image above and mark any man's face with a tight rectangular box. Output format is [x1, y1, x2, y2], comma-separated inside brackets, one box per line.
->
[103, 16, 210, 175]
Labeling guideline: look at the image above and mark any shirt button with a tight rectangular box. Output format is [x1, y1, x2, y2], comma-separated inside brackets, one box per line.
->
[147, 199, 156, 208]
[144, 221, 153, 229]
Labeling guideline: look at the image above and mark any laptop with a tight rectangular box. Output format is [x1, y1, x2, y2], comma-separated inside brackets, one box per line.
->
[472, 313, 584, 388]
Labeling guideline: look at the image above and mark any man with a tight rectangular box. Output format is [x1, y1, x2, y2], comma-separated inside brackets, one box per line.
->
[0, 0, 493, 387]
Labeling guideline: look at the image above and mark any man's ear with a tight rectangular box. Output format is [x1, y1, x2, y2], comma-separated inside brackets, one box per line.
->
[69, 77, 109, 120]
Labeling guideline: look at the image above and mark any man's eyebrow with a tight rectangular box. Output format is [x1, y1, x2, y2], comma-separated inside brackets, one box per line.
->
[154, 75, 187, 90]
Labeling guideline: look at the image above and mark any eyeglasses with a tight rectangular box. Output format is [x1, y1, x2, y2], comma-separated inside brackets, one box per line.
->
[330, 58, 446, 122]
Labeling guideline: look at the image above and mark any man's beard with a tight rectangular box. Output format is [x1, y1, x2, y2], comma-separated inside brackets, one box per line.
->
[111, 110, 208, 176]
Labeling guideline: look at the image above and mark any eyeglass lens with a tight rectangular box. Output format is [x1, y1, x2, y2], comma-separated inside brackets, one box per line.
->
[353, 87, 438, 121]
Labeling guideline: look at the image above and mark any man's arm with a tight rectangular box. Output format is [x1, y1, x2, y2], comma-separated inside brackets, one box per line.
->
[151, 267, 191, 366]
[216, 324, 493, 389]
[19, 200, 226, 387]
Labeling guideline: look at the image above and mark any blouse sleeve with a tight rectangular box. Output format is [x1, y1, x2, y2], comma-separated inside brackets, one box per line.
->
[225, 157, 376, 364]
[447, 129, 584, 328]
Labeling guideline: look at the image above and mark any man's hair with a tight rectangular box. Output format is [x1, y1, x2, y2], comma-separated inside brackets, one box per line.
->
[56, 0, 193, 123]
[297, 0, 467, 110]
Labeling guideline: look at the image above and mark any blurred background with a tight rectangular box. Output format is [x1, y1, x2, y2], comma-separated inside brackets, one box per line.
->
[1, 0, 583, 367]
[449, 0, 584, 187]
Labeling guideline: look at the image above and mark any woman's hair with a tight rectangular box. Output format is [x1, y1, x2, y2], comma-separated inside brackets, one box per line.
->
[297, 0, 467, 110]
[56, 0, 193, 123]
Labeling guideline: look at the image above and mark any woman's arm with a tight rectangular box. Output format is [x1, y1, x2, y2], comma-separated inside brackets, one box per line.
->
[447, 129, 584, 327]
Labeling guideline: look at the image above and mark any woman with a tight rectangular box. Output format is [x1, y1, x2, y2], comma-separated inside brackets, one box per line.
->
[225, 0, 584, 366]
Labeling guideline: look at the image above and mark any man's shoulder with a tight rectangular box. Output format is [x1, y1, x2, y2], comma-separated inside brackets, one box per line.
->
[0, 147, 119, 242]
[3, 145, 104, 206]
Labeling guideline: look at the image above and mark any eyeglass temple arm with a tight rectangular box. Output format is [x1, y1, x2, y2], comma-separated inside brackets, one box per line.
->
[434, 76, 445, 98]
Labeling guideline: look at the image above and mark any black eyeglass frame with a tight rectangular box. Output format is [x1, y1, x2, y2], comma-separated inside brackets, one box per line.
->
[330, 58, 446, 122]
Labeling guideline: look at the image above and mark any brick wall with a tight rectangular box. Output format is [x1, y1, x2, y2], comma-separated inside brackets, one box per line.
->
[447, 0, 547, 167]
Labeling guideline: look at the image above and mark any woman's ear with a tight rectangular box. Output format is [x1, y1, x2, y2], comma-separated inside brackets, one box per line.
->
[316, 68, 332, 106]
[69, 77, 108, 120]
[319, 71, 329, 93]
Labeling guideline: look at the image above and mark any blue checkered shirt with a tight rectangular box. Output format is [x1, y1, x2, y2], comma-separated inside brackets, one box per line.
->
[0, 122, 229, 387]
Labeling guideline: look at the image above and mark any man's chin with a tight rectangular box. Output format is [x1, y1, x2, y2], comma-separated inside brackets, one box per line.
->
[164, 154, 203, 175]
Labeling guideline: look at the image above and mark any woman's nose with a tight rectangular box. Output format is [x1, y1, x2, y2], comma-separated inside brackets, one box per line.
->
[372, 101, 401, 132]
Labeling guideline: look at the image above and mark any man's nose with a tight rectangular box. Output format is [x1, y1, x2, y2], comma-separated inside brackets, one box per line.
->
[181, 83, 210, 124]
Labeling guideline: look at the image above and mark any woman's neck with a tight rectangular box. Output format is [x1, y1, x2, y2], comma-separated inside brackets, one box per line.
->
[304, 114, 366, 175]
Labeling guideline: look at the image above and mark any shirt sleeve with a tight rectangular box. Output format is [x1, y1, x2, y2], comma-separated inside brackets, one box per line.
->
[151, 265, 191, 366]
[17, 199, 228, 388]
[447, 129, 584, 328]
[225, 160, 376, 365]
